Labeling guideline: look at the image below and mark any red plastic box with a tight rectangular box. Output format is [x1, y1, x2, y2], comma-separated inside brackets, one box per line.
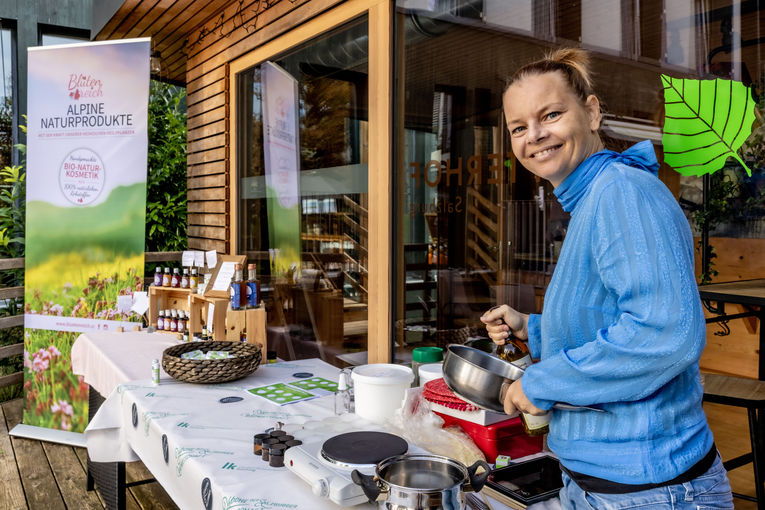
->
[434, 412, 543, 463]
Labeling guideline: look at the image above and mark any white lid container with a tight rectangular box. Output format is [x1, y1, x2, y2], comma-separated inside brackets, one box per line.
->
[351, 364, 414, 423]
[417, 362, 443, 386]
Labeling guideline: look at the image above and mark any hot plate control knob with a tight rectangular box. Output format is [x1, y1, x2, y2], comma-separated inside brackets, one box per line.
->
[312, 478, 329, 497]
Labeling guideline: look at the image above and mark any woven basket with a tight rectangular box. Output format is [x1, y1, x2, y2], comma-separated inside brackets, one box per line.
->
[162, 341, 262, 384]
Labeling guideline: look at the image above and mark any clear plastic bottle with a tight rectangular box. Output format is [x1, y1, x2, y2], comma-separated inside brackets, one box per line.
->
[334, 372, 351, 415]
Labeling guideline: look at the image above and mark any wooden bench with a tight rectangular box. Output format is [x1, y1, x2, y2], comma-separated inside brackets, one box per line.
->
[703, 373, 765, 509]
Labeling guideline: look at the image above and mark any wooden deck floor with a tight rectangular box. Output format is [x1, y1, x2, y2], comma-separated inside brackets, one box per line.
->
[0, 399, 178, 510]
[0, 398, 759, 509]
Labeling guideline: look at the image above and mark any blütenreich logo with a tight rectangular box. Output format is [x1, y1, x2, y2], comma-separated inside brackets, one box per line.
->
[68, 73, 103, 100]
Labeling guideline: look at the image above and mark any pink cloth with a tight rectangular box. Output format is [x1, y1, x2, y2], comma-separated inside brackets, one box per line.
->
[71, 330, 182, 396]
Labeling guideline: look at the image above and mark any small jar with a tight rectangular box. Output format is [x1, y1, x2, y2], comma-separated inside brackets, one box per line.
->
[412, 347, 444, 386]
[253, 433, 270, 455]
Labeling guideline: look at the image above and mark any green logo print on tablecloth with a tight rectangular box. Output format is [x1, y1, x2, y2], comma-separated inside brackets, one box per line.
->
[662, 74, 756, 176]
[142, 411, 188, 436]
[175, 447, 234, 477]
[289, 377, 338, 393]
[242, 409, 311, 420]
[222, 496, 298, 510]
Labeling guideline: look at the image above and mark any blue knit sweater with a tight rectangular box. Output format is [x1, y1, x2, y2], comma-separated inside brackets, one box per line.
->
[522, 140, 713, 484]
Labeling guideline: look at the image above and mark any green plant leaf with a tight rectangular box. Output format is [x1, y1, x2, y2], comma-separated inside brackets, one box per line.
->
[661, 74, 756, 176]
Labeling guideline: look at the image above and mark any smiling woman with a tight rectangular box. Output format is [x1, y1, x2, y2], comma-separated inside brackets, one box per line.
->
[503, 66, 603, 187]
[481, 48, 734, 509]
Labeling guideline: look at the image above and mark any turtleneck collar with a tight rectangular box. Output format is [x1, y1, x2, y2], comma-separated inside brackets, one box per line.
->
[553, 140, 659, 213]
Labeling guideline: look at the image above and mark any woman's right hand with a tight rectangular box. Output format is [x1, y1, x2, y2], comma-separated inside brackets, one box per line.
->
[480, 304, 529, 344]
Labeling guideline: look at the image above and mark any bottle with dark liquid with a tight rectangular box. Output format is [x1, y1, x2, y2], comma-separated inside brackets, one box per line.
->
[230, 264, 244, 310]
[498, 335, 550, 436]
[246, 264, 260, 308]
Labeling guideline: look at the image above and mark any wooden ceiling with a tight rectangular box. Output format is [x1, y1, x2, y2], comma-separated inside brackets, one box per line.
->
[94, 0, 224, 84]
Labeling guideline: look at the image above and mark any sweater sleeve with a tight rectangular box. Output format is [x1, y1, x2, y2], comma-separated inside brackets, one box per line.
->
[526, 314, 542, 360]
[522, 174, 706, 409]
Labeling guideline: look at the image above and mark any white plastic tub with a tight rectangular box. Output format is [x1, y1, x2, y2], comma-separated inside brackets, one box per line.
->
[418, 362, 444, 386]
[351, 364, 414, 423]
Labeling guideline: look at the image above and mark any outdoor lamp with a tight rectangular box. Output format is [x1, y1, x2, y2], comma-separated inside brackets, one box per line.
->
[150, 50, 162, 75]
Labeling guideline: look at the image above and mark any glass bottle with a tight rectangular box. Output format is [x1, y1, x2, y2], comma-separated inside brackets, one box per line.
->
[498, 337, 549, 435]
[153, 267, 162, 287]
[171, 268, 181, 288]
[170, 310, 177, 332]
[496, 337, 532, 369]
[164, 309, 172, 331]
[157, 310, 165, 331]
[189, 268, 199, 292]
[246, 264, 260, 308]
[230, 264, 244, 310]
[181, 268, 189, 288]
[162, 267, 171, 287]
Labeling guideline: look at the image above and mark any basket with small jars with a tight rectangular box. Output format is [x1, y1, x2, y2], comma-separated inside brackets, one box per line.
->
[162, 341, 262, 383]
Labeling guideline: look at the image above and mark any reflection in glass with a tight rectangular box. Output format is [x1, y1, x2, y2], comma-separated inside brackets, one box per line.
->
[393, 0, 765, 363]
[0, 27, 12, 167]
[237, 17, 369, 367]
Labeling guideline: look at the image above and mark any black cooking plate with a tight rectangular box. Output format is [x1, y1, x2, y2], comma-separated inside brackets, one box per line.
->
[322, 431, 407, 465]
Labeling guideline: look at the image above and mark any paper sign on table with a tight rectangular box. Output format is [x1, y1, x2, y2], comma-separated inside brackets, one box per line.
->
[182, 250, 196, 267]
[289, 377, 338, 394]
[116, 295, 133, 315]
[211, 261, 236, 292]
[205, 250, 217, 269]
[131, 292, 150, 315]
[247, 383, 317, 405]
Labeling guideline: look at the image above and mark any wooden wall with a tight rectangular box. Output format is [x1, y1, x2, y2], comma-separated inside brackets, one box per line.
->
[184, 0, 344, 252]
[696, 237, 765, 379]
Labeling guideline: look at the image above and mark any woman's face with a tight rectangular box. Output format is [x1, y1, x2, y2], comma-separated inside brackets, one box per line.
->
[503, 71, 602, 187]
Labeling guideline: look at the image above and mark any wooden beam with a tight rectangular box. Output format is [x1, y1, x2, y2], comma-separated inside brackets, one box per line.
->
[0, 343, 23, 360]
[0, 258, 24, 270]
[0, 373, 22, 389]
[144, 251, 184, 263]
[0, 316, 23, 330]
[368, 0, 392, 363]
[0, 286, 23, 300]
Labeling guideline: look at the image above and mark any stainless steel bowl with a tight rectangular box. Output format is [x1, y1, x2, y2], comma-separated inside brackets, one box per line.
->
[442, 344, 607, 414]
[442, 344, 523, 413]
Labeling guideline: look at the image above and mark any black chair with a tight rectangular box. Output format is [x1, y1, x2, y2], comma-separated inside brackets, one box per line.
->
[703, 373, 765, 509]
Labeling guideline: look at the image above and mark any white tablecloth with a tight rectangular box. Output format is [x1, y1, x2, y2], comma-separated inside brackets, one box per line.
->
[71, 330, 182, 396]
[76, 332, 559, 510]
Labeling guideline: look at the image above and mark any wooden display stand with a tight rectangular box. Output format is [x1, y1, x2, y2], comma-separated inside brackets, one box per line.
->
[148, 286, 191, 332]
[189, 293, 228, 341]
[225, 305, 267, 360]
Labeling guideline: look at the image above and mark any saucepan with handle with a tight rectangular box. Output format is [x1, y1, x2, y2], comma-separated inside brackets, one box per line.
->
[442, 344, 605, 414]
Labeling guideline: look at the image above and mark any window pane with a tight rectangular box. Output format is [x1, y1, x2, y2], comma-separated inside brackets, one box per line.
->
[0, 27, 13, 167]
[393, 0, 765, 361]
[237, 16, 369, 367]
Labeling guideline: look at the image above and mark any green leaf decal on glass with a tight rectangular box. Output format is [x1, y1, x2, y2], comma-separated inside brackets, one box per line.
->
[661, 74, 755, 176]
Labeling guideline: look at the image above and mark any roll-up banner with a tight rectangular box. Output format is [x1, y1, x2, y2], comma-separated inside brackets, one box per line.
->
[262, 61, 302, 276]
[16, 39, 150, 442]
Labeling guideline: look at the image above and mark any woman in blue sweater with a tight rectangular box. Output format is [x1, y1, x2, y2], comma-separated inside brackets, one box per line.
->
[481, 48, 733, 509]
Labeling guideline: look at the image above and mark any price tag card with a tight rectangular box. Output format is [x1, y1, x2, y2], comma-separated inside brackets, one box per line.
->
[194, 251, 205, 267]
[207, 303, 215, 334]
[205, 250, 217, 269]
[182, 251, 195, 267]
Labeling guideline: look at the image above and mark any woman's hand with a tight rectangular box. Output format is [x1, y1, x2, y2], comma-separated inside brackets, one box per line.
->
[480, 304, 529, 344]
[501, 379, 545, 416]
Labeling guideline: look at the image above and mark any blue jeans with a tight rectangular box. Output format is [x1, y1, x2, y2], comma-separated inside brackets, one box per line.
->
[558, 454, 734, 509]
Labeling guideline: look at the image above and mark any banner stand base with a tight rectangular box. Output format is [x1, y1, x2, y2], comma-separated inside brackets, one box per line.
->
[9, 424, 86, 448]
